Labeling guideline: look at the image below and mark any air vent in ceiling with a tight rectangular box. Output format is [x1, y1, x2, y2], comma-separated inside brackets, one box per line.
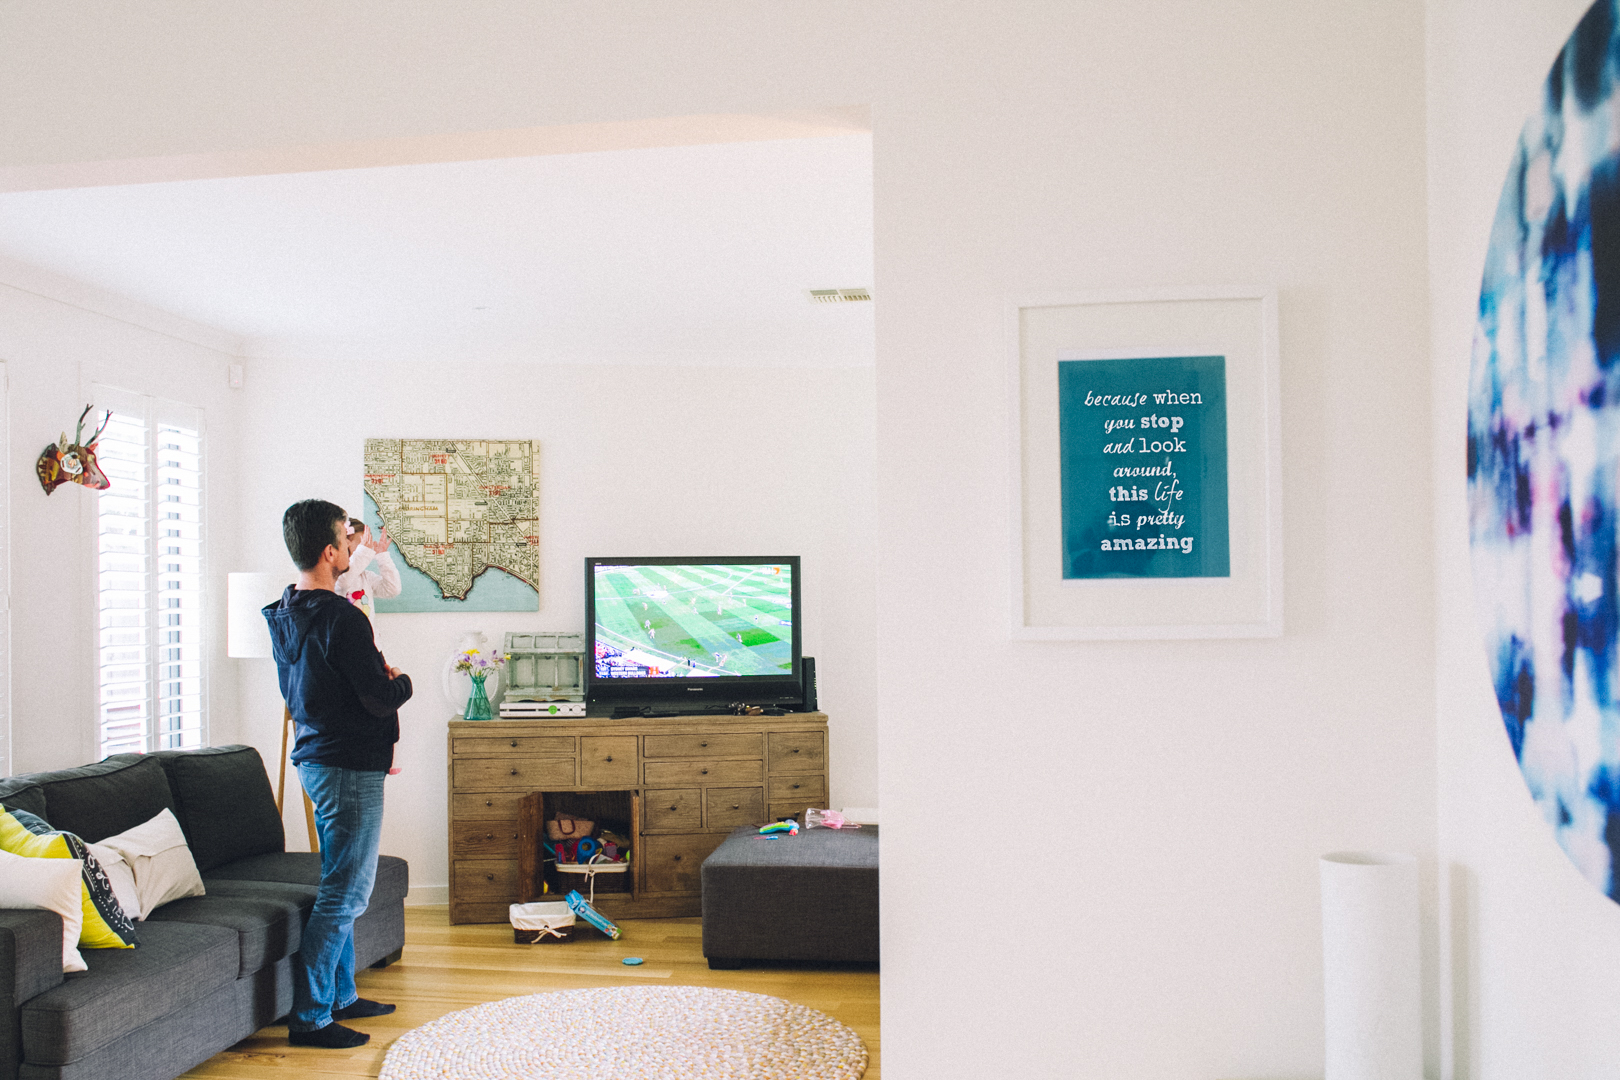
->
[808, 287, 872, 303]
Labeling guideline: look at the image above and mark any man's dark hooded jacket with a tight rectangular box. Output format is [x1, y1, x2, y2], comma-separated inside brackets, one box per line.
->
[264, 585, 413, 772]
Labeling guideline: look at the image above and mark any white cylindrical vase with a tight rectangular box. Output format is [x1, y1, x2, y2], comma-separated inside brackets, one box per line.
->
[1320, 851, 1420, 1080]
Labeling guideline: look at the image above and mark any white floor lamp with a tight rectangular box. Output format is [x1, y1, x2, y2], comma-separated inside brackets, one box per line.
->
[228, 572, 320, 853]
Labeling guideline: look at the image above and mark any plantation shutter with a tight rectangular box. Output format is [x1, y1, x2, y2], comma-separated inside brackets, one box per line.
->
[0, 363, 10, 777]
[94, 386, 206, 756]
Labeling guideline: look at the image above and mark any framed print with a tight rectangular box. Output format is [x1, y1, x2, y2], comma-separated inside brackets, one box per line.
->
[1009, 288, 1282, 639]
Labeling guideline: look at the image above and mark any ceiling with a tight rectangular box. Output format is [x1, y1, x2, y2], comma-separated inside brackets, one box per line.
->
[0, 133, 874, 366]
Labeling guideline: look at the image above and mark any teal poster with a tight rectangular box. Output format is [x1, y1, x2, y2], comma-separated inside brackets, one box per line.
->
[1058, 355, 1230, 579]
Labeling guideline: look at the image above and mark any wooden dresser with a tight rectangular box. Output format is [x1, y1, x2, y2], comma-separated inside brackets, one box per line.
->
[446, 712, 830, 923]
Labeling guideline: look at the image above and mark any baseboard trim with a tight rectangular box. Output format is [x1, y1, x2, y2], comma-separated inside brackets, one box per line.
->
[405, 886, 449, 906]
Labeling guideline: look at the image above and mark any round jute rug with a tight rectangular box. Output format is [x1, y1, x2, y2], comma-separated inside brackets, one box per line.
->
[378, 985, 868, 1080]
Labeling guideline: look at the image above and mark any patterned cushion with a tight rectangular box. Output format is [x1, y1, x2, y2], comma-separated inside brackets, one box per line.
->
[0, 807, 140, 950]
[4, 805, 53, 833]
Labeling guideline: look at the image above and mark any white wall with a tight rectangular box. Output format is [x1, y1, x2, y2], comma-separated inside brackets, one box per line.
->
[1427, 2, 1620, 1078]
[0, 270, 245, 772]
[0, 4, 1437, 1077]
[871, 7, 1434, 1078]
[230, 359, 878, 888]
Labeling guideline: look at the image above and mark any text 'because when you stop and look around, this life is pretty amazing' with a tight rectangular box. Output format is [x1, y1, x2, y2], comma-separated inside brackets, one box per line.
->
[1058, 357, 1229, 579]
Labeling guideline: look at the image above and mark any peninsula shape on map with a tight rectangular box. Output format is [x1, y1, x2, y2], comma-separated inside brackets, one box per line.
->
[363, 492, 540, 612]
[592, 563, 793, 678]
[361, 437, 540, 613]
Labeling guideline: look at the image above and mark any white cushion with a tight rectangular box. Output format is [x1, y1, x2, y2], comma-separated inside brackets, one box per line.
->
[85, 841, 140, 923]
[0, 847, 86, 972]
[93, 808, 205, 919]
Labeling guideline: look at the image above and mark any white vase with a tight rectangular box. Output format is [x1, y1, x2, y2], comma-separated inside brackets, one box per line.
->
[443, 631, 500, 719]
[1320, 851, 1420, 1080]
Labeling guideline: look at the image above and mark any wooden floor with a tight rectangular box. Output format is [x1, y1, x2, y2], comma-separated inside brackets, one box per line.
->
[182, 905, 880, 1078]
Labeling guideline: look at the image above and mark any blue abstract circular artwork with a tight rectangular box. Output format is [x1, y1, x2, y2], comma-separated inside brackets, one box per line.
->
[1471, 0, 1620, 900]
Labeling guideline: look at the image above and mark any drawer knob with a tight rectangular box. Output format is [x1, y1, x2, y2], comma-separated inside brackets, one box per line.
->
[485, 833, 494, 840]
[510, 768, 519, 776]
[673, 855, 682, 862]
[792, 783, 801, 789]
[485, 873, 494, 881]
[700, 768, 708, 776]
[731, 804, 740, 810]
[510, 740, 518, 747]
[670, 805, 679, 812]
[700, 742, 708, 747]
[485, 799, 493, 807]
[793, 748, 801, 754]
[605, 756, 613, 763]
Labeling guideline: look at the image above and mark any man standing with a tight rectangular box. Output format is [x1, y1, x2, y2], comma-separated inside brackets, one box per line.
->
[264, 499, 413, 1048]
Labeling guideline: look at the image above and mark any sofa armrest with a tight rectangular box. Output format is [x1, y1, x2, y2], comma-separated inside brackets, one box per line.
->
[0, 909, 64, 1080]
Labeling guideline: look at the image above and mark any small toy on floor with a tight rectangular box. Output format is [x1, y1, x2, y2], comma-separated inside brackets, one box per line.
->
[758, 819, 799, 836]
[565, 889, 621, 939]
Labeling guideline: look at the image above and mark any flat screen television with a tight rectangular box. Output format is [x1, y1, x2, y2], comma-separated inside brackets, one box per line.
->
[584, 556, 802, 712]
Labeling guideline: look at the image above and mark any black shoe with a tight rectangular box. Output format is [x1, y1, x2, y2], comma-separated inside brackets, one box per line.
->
[333, 998, 396, 1020]
[289, 1022, 370, 1048]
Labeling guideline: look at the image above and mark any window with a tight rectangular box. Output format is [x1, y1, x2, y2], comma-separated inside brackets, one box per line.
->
[95, 389, 204, 757]
[0, 362, 9, 778]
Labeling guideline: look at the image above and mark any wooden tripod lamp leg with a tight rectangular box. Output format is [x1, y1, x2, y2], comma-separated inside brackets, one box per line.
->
[278, 704, 321, 854]
[276, 705, 290, 815]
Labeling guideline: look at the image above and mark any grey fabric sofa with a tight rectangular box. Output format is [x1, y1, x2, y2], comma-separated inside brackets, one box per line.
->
[701, 824, 878, 968]
[0, 745, 408, 1080]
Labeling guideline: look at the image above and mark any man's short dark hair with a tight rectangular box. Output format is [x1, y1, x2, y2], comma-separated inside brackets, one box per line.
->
[283, 499, 348, 571]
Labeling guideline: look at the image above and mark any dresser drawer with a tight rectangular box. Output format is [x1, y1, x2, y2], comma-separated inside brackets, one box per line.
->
[644, 789, 703, 832]
[769, 801, 812, 824]
[452, 792, 529, 819]
[767, 731, 826, 773]
[767, 774, 826, 802]
[580, 736, 639, 787]
[640, 833, 729, 895]
[454, 757, 577, 791]
[451, 901, 515, 925]
[453, 859, 520, 902]
[451, 820, 522, 858]
[643, 759, 762, 787]
[643, 733, 762, 759]
[705, 787, 764, 829]
[452, 735, 575, 756]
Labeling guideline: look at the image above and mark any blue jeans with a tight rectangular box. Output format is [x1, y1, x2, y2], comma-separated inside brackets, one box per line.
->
[290, 763, 386, 1031]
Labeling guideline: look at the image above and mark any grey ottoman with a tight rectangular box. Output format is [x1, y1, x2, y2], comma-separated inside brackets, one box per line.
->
[700, 824, 879, 968]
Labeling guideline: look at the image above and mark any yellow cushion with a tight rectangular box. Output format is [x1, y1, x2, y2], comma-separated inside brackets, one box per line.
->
[0, 807, 138, 949]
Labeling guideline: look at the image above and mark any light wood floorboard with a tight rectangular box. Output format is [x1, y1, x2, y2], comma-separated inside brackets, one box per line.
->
[180, 906, 880, 1078]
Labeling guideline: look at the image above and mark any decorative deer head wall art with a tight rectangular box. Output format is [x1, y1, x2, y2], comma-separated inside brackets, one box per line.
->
[37, 405, 112, 495]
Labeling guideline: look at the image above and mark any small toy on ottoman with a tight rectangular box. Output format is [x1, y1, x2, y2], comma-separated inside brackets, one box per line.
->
[700, 823, 879, 968]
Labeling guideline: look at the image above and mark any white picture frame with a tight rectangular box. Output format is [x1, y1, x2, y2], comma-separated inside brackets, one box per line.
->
[1007, 287, 1282, 639]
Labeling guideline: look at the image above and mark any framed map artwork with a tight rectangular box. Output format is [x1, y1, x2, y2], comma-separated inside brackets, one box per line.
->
[362, 439, 540, 612]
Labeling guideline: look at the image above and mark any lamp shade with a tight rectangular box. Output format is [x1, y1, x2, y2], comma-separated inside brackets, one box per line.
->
[227, 573, 286, 658]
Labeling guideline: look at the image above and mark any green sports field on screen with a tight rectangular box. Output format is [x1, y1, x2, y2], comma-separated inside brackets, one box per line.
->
[591, 563, 794, 679]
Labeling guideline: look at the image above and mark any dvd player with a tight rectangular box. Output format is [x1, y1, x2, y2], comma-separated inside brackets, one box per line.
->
[605, 704, 790, 719]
